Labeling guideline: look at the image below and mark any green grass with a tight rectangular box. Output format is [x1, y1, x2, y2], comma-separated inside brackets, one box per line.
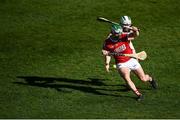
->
[0, 0, 180, 118]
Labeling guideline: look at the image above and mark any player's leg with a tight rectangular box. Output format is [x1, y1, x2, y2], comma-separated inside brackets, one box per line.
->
[133, 66, 158, 89]
[118, 67, 142, 98]
[133, 66, 152, 82]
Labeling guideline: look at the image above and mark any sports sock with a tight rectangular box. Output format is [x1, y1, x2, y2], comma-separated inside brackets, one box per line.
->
[134, 89, 141, 96]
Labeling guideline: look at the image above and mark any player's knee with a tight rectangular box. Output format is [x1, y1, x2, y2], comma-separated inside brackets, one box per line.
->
[119, 71, 128, 78]
[120, 73, 129, 80]
[124, 75, 131, 81]
[139, 76, 147, 82]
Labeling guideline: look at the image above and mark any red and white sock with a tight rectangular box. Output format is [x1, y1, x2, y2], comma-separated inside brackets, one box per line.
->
[134, 89, 141, 96]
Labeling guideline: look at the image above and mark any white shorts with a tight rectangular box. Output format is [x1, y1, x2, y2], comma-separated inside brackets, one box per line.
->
[116, 58, 141, 70]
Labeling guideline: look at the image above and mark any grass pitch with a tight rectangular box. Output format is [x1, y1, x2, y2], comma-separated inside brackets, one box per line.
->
[0, 0, 180, 118]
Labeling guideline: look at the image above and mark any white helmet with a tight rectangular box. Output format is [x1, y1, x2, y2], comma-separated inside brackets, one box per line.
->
[120, 16, 132, 26]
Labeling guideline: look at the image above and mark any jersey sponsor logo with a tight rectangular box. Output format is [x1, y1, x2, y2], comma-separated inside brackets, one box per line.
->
[114, 44, 126, 53]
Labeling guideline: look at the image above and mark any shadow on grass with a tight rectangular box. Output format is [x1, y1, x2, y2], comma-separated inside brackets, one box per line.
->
[14, 76, 134, 99]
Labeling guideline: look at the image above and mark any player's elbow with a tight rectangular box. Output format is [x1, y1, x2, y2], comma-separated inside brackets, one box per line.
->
[102, 49, 110, 56]
[132, 32, 139, 38]
[136, 31, 140, 36]
[102, 50, 107, 56]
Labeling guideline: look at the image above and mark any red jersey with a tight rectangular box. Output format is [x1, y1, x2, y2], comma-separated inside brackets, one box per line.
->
[103, 33, 133, 63]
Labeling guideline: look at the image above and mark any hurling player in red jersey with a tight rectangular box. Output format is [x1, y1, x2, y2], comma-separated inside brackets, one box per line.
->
[106, 16, 137, 54]
[102, 24, 157, 101]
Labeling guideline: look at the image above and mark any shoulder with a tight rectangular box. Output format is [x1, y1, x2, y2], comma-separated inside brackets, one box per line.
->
[104, 38, 112, 44]
[103, 38, 113, 50]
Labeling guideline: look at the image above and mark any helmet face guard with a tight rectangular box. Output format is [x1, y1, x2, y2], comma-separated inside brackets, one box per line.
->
[120, 16, 132, 26]
[110, 24, 122, 42]
[120, 16, 132, 32]
[111, 24, 122, 35]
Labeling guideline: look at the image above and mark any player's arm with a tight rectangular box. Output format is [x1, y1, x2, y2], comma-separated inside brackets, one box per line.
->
[130, 26, 139, 37]
[127, 26, 140, 40]
[102, 49, 111, 72]
[106, 33, 112, 39]
[129, 41, 136, 54]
